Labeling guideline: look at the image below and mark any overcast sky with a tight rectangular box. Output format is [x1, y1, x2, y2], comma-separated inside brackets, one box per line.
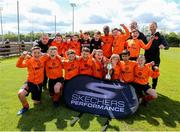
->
[1, 0, 180, 34]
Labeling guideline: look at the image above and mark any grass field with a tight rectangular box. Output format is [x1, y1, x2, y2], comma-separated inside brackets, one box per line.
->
[0, 48, 180, 131]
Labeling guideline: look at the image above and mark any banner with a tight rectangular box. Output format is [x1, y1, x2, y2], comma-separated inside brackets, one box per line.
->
[64, 75, 139, 119]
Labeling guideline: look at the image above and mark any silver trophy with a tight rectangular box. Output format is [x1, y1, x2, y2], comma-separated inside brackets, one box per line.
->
[105, 63, 113, 80]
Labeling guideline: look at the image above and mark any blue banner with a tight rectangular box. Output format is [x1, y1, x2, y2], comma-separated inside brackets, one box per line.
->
[64, 75, 139, 119]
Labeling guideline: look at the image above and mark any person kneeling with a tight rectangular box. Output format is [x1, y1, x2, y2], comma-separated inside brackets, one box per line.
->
[132, 55, 160, 106]
[46, 46, 64, 107]
[16, 46, 49, 115]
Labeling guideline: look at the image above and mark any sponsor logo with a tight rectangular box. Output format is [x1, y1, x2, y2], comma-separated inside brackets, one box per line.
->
[70, 82, 125, 112]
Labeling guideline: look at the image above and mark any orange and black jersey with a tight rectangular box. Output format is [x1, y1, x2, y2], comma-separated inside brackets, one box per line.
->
[50, 41, 65, 56]
[79, 38, 91, 50]
[69, 41, 81, 56]
[92, 57, 109, 79]
[45, 56, 63, 79]
[134, 64, 160, 85]
[126, 39, 152, 58]
[63, 59, 79, 80]
[113, 26, 130, 55]
[111, 63, 121, 80]
[92, 59, 104, 79]
[79, 57, 93, 76]
[101, 35, 114, 58]
[16, 55, 49, 84]
[90, 38, 102, 53]
[120, 60, 136, 83]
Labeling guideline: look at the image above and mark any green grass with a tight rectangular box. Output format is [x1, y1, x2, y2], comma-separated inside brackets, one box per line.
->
[0, 48, 180, 131]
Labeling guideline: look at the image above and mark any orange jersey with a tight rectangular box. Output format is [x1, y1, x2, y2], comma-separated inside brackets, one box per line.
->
[68, 41, 81, 56]
[16, 55, 49, 84]
[50, 41, 65, 56]
[126, 39, 152, 58]
[101, 35, 114, 58]
[79, 57, 93, 76]
[120, 61, 136, 83]
[92, 59, 104, 79]
[45, 56, 63, 79]
[113, 27, 130, 54]
[111, 63, 121, 80]
[134, 64, 160, 85]
[63, 59, 79, 80]
[60, 42, 70, 57]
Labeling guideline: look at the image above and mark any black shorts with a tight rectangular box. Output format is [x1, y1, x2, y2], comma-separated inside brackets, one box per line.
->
[21, 81, 42, 101]
[48, 77, 64, 95]
[131, 83, 151, 97]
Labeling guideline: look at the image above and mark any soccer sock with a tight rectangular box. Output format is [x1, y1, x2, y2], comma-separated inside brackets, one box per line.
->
[53, 93, 60, 102]
[143, 95, 155, 102]
[23, 101, 29, 108]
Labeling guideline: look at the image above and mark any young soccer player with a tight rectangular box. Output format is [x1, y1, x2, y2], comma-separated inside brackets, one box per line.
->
[126, 29, 154, 60]
[109, 54, 121, 80]
[132, 55, 159, 104]
[92, 49, 108, 79]
[90, 31, 103, 52]
[50, 33, 65, 56]
[113, 24, 130, 55]
[101, 25, 114, 58]
[63, 49, 79, 80]
[129, 21, 148, 44]
[120, 49, 136, 83]
[46, 46, 64, 107]
[62, 35, 72, 57]
[69, 34, 81, 56]
[79, 30, 84, 39]
[16, 46, 49, 115]
[35, 33, 53, 90]
[79, 31, 91, 49]
[79, 47, 93, 76]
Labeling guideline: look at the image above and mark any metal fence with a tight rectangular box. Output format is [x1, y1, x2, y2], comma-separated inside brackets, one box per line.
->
[0, 42, 33, 58]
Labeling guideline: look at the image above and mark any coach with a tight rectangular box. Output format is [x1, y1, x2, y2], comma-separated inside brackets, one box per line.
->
[145, 22, 169, 89]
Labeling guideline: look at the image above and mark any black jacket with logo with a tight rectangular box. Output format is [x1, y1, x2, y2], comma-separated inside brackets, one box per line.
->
[144, 32, 169, 65]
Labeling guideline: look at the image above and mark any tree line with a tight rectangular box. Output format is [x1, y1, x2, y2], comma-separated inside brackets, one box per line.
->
[0, 31, 180, 47]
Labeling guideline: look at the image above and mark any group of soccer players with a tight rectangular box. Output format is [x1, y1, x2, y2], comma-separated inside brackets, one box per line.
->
[16, 21, 169, 115]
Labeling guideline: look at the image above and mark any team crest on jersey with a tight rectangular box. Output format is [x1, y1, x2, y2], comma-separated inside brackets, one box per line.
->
[155, 36, 159, 40]
[138, 72, 142, 76]
[37, 62, 41, 67]
[84, 64, 88, 67]
[125, 67, 129, 71]
[52, 62, 56, 66]
[71, 64, 74, 67]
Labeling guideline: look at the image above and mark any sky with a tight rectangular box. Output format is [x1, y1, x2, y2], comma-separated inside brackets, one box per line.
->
[0, 0, 180, 34]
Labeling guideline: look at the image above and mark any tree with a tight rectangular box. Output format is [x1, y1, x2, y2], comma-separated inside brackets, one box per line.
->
[165, 32, 180, 47]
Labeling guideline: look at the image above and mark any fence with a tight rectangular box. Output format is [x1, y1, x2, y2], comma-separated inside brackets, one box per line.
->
[0, 42, 33, 58]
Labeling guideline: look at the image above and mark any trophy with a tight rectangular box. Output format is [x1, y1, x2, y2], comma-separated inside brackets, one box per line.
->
[105, 63, 113, 80]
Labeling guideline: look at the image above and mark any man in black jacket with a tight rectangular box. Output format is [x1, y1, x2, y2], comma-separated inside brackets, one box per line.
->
[145, 22, 169, 89]
[35, 33, 53, 90]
